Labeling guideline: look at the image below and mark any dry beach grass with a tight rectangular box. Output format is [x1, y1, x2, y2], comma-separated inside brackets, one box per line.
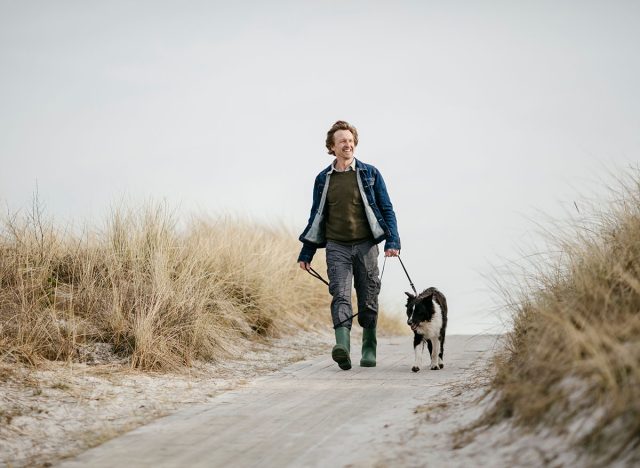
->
[0, 204, 335, 370]
[483, 169, 640, 463]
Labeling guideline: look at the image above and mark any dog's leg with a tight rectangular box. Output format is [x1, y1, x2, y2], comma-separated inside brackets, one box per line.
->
[412, 333, 423, 372]
[430, 337, 440, 370]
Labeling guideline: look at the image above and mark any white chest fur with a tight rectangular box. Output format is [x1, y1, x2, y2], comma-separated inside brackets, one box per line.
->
[414, 301, 443, 338]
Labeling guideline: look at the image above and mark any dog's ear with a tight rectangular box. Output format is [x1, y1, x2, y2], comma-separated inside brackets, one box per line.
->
[405, 292, 415, 299]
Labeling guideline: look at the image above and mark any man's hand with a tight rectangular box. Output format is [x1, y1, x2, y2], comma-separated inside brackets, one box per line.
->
[384, 249, 400, 257]
[299, 261, 311, 271]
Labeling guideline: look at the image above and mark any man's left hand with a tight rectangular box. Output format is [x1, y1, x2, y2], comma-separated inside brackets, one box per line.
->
[384, 249, 400, 257]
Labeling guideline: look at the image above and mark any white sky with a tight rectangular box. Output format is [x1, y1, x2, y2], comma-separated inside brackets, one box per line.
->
[1, 1, 639, 334]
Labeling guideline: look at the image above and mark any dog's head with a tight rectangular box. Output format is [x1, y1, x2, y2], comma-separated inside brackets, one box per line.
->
[405, 291, 437, 332]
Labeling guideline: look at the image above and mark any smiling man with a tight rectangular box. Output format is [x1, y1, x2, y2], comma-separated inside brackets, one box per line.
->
[298, 120, 401, 370]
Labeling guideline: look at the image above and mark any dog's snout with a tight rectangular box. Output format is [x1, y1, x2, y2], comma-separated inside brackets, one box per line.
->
[406, 318, 412, 326]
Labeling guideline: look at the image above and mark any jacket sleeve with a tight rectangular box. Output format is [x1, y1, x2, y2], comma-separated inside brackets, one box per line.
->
[373, 169, 401, 251]
[297, 174, 322, 263]
[297, 242, 318, 263]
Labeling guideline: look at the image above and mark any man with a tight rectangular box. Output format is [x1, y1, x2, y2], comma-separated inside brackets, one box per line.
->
[297, 120, 401, 370]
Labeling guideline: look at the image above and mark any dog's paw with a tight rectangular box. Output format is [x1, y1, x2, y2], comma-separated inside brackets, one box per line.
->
[411, 366, 420, 373]
[438, 363, 444, 369]
[430, 365, 440, 370]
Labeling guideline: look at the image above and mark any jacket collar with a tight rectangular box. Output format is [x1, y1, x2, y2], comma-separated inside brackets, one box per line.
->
[327, 157, 357, 174]
[327, 158, 364, 174]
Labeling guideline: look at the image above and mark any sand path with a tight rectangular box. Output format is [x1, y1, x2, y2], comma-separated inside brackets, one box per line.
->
[58, 334, 497, 467]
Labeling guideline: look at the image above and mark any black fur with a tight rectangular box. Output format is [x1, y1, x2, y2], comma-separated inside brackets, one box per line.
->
[406, 287, 448, 372]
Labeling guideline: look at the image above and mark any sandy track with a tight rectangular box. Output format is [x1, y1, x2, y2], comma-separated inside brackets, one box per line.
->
[57, 335, 497, 467]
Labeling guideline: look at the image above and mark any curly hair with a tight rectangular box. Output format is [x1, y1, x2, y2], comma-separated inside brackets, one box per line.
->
[325, 120, 359, 155]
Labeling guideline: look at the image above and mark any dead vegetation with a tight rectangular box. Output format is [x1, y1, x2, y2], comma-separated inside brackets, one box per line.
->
[484, 169, 640, 463]
[0, 202, 402, 372]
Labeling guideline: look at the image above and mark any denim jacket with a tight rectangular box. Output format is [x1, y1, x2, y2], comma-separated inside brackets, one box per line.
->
[297, 159, 401, 263]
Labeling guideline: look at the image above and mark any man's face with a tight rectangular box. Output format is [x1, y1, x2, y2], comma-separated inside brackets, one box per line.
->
[331, 130, 355, 160]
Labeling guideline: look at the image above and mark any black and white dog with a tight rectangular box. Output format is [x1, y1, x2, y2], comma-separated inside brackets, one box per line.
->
[405, 287, 448, 372]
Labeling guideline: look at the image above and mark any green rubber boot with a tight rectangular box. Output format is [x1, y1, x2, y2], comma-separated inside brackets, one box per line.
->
[360, 327, 377, 367]
[332, 327, 351, 370]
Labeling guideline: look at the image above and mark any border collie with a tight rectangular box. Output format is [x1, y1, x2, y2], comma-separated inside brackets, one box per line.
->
[405, 287, 448, 372]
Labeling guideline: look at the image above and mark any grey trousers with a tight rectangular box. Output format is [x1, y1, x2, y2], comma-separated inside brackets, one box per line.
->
[326, 239, 381, 330]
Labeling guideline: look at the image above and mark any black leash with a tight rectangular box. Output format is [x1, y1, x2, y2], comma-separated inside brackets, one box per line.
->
[305, 254, 417, 327]
[397, 255, 418, 296]
[307, 267, 329, 286]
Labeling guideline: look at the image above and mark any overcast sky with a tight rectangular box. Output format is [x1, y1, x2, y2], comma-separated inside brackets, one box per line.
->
[1, 1, 638, 334]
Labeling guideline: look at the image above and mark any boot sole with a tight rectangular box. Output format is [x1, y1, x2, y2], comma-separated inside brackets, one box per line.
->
[360, 360, 376, 367]
[332, 345, 351, 370]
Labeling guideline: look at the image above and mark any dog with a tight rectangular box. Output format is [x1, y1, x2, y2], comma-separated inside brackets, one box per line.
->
[405, 287, 448, 372]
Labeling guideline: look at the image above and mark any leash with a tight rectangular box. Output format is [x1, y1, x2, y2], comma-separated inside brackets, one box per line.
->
[307, 267, 329, 287]
[305, 253, 417, 327]
[397, 255, 418, 296]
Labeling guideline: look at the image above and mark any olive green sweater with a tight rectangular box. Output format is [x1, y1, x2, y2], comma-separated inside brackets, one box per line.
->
[325, 170, 373, 244]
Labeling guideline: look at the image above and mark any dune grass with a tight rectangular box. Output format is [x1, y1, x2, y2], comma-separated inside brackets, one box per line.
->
[0, 203, 402, 371]
[484, 170, 640, 461]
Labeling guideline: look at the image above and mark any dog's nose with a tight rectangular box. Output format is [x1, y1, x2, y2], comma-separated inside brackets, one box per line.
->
[407, 319, 412, 326]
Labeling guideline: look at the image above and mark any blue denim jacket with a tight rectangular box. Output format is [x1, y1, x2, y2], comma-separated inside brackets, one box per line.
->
[297, 159, 401, 263]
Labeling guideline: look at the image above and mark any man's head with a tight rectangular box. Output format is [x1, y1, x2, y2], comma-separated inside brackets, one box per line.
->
[325, 121, 359, 160]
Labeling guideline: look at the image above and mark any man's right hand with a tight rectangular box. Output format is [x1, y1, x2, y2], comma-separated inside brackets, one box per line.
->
[299, 261, 311, 271]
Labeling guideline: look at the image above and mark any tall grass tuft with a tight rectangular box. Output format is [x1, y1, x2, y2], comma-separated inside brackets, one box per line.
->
[0, 204, 355, 370]
[485, 170, 640, 461]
